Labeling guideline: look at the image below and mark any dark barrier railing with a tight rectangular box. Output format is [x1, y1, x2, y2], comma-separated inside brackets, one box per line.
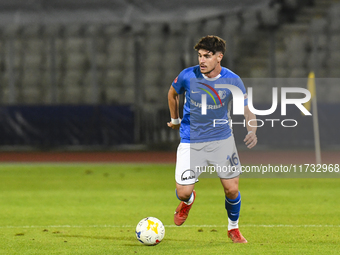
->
[0, 105, 134, 148]
[0, 103, 338, 150]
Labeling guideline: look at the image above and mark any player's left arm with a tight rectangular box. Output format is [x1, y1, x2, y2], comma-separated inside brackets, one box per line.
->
[243, 105, 257, 149]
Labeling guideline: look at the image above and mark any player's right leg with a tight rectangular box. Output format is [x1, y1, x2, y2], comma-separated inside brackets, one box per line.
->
[174, 142, 201, 226]
[174, 183, 196, 226]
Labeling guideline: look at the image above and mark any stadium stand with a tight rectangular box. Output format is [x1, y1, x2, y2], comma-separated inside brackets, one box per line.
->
[0, 0, 339, 149]
[0, 0, 338, 105]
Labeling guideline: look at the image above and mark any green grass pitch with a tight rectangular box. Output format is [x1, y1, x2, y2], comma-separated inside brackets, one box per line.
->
[0, 163, 339, 254]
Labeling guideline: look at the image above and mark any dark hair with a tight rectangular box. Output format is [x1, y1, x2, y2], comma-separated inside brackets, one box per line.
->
[194, 35, 226, 55]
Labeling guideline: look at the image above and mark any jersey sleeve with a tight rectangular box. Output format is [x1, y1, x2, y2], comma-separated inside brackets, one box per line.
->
[171, 70, 186, 95]
[236, 78, 248, 106]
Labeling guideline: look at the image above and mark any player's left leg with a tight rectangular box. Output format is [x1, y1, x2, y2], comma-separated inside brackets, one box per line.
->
[220, 177, 247, 243]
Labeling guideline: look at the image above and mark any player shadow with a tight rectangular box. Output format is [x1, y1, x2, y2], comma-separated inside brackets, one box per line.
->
[123, 238, 193, 247]
[58, 235, 212, 247]
[58, 234, 136, 242]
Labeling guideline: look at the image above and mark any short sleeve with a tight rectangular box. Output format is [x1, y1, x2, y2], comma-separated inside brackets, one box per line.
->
[236, 78, 248, 106]
[171, 70, 186, 95]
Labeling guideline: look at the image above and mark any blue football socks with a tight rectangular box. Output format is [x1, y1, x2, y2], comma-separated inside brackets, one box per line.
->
[225, 191, 241, 230]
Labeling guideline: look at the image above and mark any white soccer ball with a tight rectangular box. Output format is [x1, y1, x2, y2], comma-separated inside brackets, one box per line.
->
[135, 217, 165, 245]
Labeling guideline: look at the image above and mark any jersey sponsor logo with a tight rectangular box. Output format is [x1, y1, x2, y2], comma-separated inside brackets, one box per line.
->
[174, 76, 178, 83]
[190, 98, 225, 109]
[197, 82, 223, 106]
[181, 170, 195, 181]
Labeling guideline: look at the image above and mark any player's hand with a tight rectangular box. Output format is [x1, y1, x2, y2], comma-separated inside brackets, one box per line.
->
[244, 132, 257, 149]
[167, 122, 181, 130]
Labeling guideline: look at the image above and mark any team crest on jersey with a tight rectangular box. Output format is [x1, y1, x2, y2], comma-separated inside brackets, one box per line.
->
[218, 90, 227, 100]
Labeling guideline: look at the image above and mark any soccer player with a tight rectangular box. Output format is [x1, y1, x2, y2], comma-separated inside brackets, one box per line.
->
[167, 35, 257, 243]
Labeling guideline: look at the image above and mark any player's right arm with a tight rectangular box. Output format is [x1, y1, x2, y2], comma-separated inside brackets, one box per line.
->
[167, 85, 181, 130]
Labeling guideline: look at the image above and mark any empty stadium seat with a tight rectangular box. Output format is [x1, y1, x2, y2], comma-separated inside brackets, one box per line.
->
[144, 36, 164, 52]
[163, 52, 181, 71]
[285, 34, 308, 53]
[259, 3, 280, 27]
[307, 50, 327, 69]
[94, 53, 107, 70]
[103, 69, 123, 87]
[203, 18, 222, 36]
[276, 51, 288, 68]
[64, 24, 83, 37]
[309, 18, 328, 35]
[3, 24, 21, 38]
[106, 37, 125, 66]
[327, 3, 340, 21]
[123, 87, 135, 104]
[44, 24, 62, 37]
[144, 85, 161, 103]
[328, 68, 340, 78]
[145, 23, 165, 36]
[9, 39, 24, 69]
[222, 15, 240, 35]
[65, 37, 86, 53]
[23, 54, 42, 70]
[26, 38, 45, 53]
[287, 53, 307, 68]
[104, 24, 124, 36]
[289, 67, 308, 78]
[62, 86, 83, 104]
[145, 53, 162, 69]
[327, 51, 340, 68]
[143, 70, 160, 86]
[186, 21, 202, 43]
[21, 87, 41, 104]
[121, 70, 134, 90]
[122, 52, 135, 72]
[105, 86, 123, 104]
[22, 24, 42, 37]
[65, 53, 87, 70]
[276, 67, 288, 77]
[328, 35, 340, 51]
[168, 22, 184, 35]
[284, 0, 299, 9]
[62, 70, 83, 88]
[250, 68, 267, 78]
[242, 10, 259, 34]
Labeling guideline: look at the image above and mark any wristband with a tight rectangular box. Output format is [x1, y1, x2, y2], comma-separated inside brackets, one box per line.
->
[247, 131, 253, 135]
[171, 118, 181, 125]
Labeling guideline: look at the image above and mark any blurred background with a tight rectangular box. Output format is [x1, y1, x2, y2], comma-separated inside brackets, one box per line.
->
[0, 0, 339, 152]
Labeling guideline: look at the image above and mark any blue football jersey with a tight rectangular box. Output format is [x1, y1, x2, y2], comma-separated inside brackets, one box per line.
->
[172, 65, 248, 143]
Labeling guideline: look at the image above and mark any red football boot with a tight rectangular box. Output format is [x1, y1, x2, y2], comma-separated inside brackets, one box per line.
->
[174, 191, 196, 226]
[228, 228, 248, 243]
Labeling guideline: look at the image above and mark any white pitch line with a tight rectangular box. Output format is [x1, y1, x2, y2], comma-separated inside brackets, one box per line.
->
[0, 224, 340, 229]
